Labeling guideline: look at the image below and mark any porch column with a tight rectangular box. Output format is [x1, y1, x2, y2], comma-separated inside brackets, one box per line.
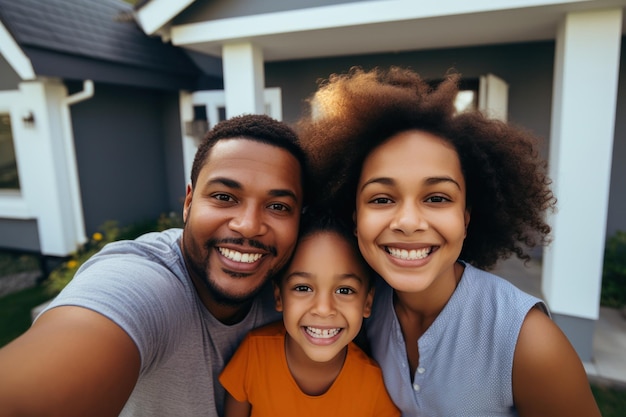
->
[17, 80, 86, 256]
[543, 8, 622, 362]
[222, 42, 265, 118]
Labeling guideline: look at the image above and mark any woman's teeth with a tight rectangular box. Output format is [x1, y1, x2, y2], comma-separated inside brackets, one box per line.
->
[387, 246, 431, 260]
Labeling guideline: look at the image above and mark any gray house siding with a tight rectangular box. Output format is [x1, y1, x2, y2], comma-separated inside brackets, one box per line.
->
[69, 82, 185, 236]
[0, 55, 20, 90]
[267, 39, 626, 238]
[0, 219, 39, 252]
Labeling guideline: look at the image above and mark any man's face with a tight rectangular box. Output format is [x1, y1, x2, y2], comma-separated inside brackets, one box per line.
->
[182, 138, 303, 311]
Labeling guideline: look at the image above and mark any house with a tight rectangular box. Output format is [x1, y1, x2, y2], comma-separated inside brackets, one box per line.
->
[132, 0, 626, 363]
[1, 0, 624, 362]
[0, 0, 220, 272]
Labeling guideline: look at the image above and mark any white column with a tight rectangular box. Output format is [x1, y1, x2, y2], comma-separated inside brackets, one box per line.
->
[543, 9, 621, 357]
[17, 80, 85, 256]
[222, 42, 265, 118]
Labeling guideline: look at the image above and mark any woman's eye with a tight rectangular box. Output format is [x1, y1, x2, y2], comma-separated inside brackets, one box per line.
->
[336, 287, 355, 295]
[294, 285, 311, 292]
[426, 195, 450, 203]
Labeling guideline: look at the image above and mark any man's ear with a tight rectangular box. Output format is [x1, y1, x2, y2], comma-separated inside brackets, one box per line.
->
[362, 286, 375, 318]
[183, 184, 193, 222]
[273, 282, 284, 312]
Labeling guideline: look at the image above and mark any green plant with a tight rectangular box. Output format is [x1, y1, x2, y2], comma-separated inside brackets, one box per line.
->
[0, 284, 52, 347]
[601, 230, 626, 308]
[45, 213, 183, 294]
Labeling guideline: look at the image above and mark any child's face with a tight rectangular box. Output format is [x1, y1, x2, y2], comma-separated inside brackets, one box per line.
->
[274, 231, 373, 363]
[355, 130, 470, 294]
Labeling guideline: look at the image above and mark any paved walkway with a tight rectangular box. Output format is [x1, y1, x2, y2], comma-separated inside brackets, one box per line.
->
[492, 257, 626, 388]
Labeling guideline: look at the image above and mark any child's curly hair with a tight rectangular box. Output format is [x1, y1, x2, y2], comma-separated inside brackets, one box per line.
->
[296, 66, 556, 270]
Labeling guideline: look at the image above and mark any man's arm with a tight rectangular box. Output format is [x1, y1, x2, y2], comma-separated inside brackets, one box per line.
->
[0, 306, 141, 417]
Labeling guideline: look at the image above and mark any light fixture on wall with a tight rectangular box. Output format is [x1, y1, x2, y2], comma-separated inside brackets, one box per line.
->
[22, 111, 35, 128]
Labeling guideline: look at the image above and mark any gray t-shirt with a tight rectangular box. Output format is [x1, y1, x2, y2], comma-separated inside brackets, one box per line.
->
[42, 228, 281, 416]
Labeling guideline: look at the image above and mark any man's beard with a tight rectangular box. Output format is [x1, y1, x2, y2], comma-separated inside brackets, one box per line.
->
[185, 238, 275, 307]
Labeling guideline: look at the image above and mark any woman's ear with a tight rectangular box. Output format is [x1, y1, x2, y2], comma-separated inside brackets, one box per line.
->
[273, 282, 284, 312]
[464, 208, 471, 237]
[352, 211, 358, 236]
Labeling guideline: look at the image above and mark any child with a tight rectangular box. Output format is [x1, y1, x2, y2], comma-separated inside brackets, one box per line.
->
[297, 67, 601, 416]
[219, 211, 400, 417]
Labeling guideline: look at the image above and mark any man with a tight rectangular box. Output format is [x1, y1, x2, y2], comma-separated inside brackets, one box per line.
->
[0, 114, 308, 417]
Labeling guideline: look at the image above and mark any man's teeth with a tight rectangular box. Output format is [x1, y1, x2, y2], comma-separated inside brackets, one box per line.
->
[218, 248, 263, 263]
[387, 247, 431, 260]
[305, 327, 341, 339]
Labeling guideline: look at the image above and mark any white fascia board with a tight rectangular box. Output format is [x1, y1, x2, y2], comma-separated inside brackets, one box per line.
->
[171, 0, 590, 46]
[135, 0, 196, 36]
[0, 21, 35, 80]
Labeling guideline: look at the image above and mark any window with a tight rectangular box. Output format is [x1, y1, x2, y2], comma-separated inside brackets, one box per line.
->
[0, 113, 20, 190]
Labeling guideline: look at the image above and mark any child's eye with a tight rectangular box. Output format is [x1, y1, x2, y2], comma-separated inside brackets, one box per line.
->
[336, 287, 355, 295]
[294, 285, 312, 292]
[268, 202, 291, 212]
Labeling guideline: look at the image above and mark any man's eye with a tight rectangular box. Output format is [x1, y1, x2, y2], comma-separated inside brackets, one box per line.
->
[213, 193, 234, 202]
[336, 287, 355, 295]
[294, 285, 311, 292]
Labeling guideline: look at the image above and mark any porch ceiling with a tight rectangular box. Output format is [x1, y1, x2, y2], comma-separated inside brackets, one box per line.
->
[166, 0, 626, 62]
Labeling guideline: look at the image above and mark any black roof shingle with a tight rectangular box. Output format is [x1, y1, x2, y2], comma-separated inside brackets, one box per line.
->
[0, 0, 203, 84]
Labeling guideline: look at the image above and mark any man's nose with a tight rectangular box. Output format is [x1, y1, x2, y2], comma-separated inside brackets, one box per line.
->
[229, 205, 267, 238]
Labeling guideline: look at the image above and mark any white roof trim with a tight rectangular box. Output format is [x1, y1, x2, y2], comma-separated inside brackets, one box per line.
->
[0, 21, 35, 80]
[135, 0, 196, 36]
[170, 0, 590, 46]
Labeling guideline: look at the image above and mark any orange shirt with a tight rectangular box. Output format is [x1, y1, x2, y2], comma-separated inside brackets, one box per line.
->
[219, 321, 400, 417]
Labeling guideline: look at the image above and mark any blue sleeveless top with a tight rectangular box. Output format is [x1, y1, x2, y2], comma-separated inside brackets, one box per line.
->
[365, 262, 548, 416]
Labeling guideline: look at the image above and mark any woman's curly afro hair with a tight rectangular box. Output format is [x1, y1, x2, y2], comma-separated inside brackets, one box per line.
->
[297, 66, 556, 270]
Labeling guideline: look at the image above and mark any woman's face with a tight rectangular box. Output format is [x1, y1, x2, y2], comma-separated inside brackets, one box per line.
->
[355, 130, 470, 294]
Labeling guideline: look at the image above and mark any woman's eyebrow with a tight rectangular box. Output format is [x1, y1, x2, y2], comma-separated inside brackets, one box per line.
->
[425, 176, 462, 190]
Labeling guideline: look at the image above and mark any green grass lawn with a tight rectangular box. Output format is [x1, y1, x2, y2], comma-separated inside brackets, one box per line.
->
[0, 283, 52, 347]
[0, 251, 625, 415]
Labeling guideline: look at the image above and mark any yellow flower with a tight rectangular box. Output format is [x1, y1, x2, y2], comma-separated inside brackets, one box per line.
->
[67, 260, 78, 269]
[92, 232, 103, 242]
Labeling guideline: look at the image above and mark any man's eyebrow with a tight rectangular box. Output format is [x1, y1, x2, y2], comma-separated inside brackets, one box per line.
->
[207, 177, 241, 189]
[207, 177, 298, 201]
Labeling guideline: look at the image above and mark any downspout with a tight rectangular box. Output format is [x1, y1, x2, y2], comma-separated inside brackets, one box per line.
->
[61, 80, 94, 247]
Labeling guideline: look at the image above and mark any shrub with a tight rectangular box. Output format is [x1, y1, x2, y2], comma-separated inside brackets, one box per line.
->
[46, 212, 183, 295]
[601, 230, 626, 308]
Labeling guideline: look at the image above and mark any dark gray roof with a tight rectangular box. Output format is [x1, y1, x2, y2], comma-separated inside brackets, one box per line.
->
[0, 0, 207, 88]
